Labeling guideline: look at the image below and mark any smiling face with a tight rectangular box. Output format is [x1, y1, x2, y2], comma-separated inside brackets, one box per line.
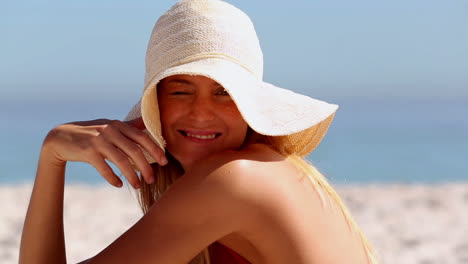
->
[157, 74, 249, 171]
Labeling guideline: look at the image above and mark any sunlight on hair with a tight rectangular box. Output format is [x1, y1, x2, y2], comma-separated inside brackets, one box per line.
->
[286, 154, 380, 264]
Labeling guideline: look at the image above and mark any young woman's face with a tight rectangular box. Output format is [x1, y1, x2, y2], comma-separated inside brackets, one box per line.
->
[157, 74, 249, 171]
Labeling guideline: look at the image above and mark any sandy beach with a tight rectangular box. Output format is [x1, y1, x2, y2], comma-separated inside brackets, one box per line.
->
[1, 183, 467, 264]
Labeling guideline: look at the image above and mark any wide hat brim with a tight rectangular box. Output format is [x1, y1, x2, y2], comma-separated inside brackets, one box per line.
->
[124, 58, 338, 163]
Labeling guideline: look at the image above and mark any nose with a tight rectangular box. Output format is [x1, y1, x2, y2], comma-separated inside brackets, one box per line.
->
[188, 95, 216, 122]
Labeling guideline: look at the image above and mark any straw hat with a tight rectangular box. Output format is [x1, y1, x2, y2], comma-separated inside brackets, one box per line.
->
[124, 0, 339, 162]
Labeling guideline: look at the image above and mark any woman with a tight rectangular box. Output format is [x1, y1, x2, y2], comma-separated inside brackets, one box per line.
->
[19, 0, 379, 263]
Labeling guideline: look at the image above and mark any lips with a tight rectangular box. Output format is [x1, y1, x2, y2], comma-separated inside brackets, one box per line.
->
[186, 132, 216, 139]
[178, 130, 222, 140]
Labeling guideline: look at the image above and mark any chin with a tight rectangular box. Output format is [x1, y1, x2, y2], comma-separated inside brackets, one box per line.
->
[171, 145, 238, 169]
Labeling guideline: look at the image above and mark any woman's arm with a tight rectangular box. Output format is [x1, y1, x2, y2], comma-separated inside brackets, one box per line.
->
[19, 143, 67, 264]
[19, 118, 166, 264]
[84, 157, 261, 264]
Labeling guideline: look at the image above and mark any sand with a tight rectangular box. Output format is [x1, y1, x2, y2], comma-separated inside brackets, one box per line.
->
[1, 183, 467, 264]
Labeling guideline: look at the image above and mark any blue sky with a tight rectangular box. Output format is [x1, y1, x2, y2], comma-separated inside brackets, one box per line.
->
[2, 0, 467, 104]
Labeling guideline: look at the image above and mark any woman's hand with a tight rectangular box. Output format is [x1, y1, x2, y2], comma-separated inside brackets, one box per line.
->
[41, 117, 167, 189]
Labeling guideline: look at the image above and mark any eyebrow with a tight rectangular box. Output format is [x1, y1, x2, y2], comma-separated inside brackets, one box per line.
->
[165, 78, 221, 87]
[166, 79, 193, 85]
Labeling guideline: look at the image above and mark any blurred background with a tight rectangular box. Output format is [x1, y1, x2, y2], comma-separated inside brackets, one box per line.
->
[1, 0, 467, 185]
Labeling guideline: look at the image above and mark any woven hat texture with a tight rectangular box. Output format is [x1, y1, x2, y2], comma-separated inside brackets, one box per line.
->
[124, 0, 339, 163]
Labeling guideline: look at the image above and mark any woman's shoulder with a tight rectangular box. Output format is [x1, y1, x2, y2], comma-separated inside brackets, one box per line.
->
[184, 145, 372, 263]
[192, 143, 305, 212]
[195, 143, 296, 185]
[196, 145, 372, 264]
[202, 143, 286, 164]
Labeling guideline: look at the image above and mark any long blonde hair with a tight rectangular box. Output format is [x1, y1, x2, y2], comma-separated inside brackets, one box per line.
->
[136, 131, 379, 264]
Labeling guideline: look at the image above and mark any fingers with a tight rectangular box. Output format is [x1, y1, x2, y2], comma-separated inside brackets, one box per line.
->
[121, 119, 168, 165]
[103, 129, 156, 186]
[85, 118, 167, 189]
[91, 140, 144, 189]
[106, 144, 144, 189]
[87, 152, 123, 188]
[51, 118, 165, 190]
[98, 119, 167, 188]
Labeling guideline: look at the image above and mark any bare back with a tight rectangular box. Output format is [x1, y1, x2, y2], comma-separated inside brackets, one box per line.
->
[191, 143, 370, 264]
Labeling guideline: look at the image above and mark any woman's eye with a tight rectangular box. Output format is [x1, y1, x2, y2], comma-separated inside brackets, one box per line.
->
[171, 91, 190, 95]
[216, 89, 229, 96]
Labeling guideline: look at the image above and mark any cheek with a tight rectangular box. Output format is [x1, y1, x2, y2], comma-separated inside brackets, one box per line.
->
[223, 105, 248, 136]
[158, 100, 177, 136]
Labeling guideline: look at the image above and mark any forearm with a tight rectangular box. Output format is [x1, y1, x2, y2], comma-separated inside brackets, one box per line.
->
[19, 145, 67, 264]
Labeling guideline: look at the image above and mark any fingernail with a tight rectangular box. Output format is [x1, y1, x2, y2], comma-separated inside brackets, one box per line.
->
[117, 181, 123, 188]
[135, 182, 141, 189]
[148, 176, 155, 184]
[160, 156, 168, 165]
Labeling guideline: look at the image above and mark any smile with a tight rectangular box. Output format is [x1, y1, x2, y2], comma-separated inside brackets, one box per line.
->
[187, 133, 216, 139]
[178, 130, 222, 141]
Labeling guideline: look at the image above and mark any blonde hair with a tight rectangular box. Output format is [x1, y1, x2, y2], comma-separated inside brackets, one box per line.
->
[136, 132, 379, 264]
[282, 154, 380, 264]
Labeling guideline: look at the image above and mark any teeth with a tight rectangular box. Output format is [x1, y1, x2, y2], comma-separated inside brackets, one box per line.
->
[186, 133, 217, 139]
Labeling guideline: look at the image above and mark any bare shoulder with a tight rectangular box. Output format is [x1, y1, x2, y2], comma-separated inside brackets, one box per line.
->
[196, 145, 372, 264]
[193, 143, 306, 219]
[196, 143, 296, 190]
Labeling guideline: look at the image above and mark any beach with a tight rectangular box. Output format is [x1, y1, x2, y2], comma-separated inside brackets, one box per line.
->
[2, 183, 467, 264]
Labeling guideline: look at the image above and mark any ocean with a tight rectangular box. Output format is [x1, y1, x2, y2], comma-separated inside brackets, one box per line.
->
[1, 96, 467, 185]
